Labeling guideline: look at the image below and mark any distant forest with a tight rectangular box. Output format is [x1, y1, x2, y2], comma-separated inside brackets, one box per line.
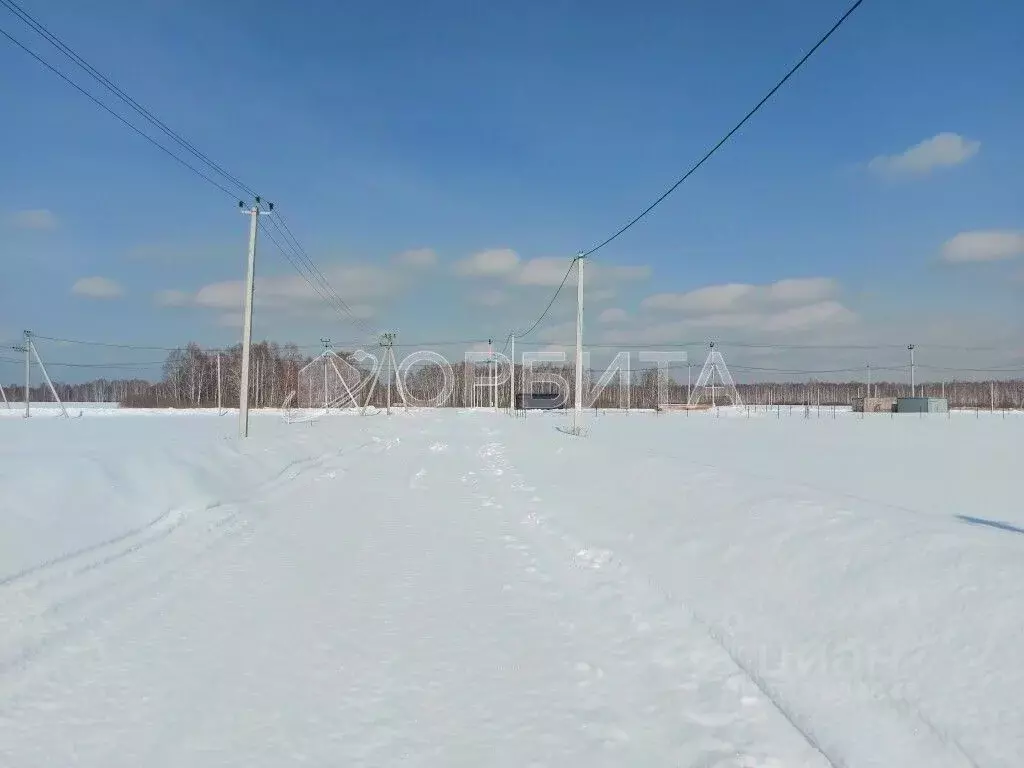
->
[5, 340, 1024, 410]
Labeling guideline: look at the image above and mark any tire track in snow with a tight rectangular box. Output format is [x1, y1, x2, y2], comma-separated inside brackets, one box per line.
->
[469, 426, 834, 768]
[488, 422, 984, 768]
[1, 440, 378, 594]
[573, 431, 987, 767]
[0, 435, 389, 705]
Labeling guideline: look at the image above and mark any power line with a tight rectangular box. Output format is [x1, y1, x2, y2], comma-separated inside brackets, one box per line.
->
[31, 335, 188, 352]
[580, 0, 865, 257]
[731, 364, 907, 375]
[0, 0, 256, 199]
[511, 340, 906, 350]
[261, 211, 377, 332]
[0, 3, 372, 330]
[0, 24, 238, 198]
[256, 220, 360, 326]
[502, 2, 865, 352]
[23, 333, 1024, 366]
[0, 356, 164, 369]
[503, 256, 578, 351]
[918, 364, 1024, 374]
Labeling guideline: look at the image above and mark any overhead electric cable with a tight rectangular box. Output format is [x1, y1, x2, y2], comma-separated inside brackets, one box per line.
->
[580, 0, 865, 257]
[0, 2, 372, 330]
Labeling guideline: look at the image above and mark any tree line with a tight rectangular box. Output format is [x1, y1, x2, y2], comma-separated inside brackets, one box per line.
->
[5, 340, 1024, 410]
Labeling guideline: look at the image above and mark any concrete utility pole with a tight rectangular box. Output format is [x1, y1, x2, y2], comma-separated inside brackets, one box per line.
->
[23, 330, 30, 418]
[217, 353, 222, 415]
[709, 342, 717, 408]
[238, 198, 273, 438]
[321, 338, 331, 410]
[488, 338, 495, 410]
[510, 335, 516, 414]
[867, 363, 872, 398]
[908, 344, 916, 397]
[573, 253, 585, 433]
[380, 332, 397, 416]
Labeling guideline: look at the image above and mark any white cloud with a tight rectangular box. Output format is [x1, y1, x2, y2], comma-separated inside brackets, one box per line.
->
[602, 300, 856, 344]
[394, 248, 437, 268]
[454, 250, 649, 292]
[613, 278, 854, 343]
[764, 277, 837, 304]
[512, 258, 651, 288]
[642, 283, 754, 314]
[156, 264, 398, 326]
[454, 248, 520, 277]
[598, 307, 629, 324]
[760, 300, 856, 332]
[868, 132, 980, 177]
[641, 278, 838, 315]
[513, 257, 575, 286]
[71, 276, 124, 299]
[470, 288, 507, 307]
[181, 265, 399, 312]
[192, 281, 242, 309]
[941, 230, 1024, 263]
[6, 209, 58, 230]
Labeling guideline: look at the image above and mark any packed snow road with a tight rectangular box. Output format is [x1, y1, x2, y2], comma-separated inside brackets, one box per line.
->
[1, 408, 1021, 766]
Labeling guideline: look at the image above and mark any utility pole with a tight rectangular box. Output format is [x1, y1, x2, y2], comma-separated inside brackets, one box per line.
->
[687, 362, 692, 404]
[21, 332, 67, 418]
[321, 338, 331, 409]
[710, 342, 717, 408]
[573, 253, 585, 433]
[380, 332, 397, 416]
[22, 331, 30, 418]
[238, 197, 273, 438]
[510, 335, 516, 415]
[488, 338, 495, 410]
[217, 352, 222, 414]
[908, 344, 915, 397]
[867, 363, 872, 398]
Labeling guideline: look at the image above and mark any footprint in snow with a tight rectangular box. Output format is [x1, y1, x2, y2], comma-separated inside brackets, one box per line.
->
[575, 548, 613, 569]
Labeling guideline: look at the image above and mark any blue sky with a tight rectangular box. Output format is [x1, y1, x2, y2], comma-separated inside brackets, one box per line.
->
[1, 0, 1022, 381]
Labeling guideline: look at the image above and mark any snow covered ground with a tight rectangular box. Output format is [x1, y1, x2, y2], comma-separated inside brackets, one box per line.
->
[1, 407, 1021, 767]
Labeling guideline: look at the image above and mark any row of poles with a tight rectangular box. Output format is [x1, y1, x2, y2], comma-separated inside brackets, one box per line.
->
[10, 213, 922, 433]
[232, 202, 588, 438]
[231, 219, 921, 437]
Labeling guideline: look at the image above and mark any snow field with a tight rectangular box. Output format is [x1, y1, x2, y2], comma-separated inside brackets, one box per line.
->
[0, 408, 1021, 766]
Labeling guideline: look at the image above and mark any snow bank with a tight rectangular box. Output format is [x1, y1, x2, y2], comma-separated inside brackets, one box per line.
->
[0, 412, 376, 582]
